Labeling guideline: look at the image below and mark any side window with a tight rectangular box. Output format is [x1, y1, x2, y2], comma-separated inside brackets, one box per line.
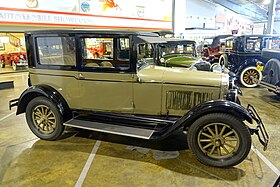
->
[81, 37, 130, 70]
[37, 37, 76, 66]
[246, 38, 261, 51]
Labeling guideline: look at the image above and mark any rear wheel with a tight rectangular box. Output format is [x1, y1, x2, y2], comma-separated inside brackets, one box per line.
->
[187, 113, 251, 167]
[26, 96, 64, 140]
[240, 66, 262, 87]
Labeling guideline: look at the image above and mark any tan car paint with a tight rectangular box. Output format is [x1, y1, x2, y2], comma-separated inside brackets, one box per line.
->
[30, 65, 224, 117]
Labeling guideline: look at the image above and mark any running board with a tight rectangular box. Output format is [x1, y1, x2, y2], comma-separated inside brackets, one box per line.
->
[64, 119, 154, 139]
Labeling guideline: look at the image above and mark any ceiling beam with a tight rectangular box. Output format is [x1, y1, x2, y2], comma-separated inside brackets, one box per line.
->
[208, 0, 268, 20]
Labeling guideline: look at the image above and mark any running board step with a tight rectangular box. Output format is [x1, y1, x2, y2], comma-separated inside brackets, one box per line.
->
[64, 119, 154, 139]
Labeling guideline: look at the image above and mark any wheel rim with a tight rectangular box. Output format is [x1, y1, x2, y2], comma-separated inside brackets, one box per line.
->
[32, 105, 56, 134]
[197, 123, 240, 159]
[243, 69, 260, 85]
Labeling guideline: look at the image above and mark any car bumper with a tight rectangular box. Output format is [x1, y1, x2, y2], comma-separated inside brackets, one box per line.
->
[9, 98, 19, 110]
[247, 104, 269, 151]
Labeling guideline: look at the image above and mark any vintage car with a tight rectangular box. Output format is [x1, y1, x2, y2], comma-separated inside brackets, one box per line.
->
[158, 38, 212, 71]
[202, 35, 232, 63]
[220, 35, 280, 87]
[259, 48, 280, 96]
[9, 30, 268, 168]
[9, 52, 28, 70]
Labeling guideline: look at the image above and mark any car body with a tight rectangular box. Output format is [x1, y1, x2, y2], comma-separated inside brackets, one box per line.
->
[9, 30, 268, 168]
[202, 35, 232, 63]
[221, 35, 280, 87]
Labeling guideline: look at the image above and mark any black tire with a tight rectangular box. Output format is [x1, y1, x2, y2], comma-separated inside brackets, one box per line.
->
[263, 59, 280, 85]
[26, 96, 64, 140]
[187, 113, 251, 168]
[1, 62, 5, 68]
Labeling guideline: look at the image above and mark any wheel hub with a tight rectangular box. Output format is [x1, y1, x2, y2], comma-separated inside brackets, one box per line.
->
[198, 123, 240, 159]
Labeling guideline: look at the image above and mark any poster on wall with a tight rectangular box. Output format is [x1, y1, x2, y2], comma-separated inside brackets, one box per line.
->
[0, 0, 172, 30]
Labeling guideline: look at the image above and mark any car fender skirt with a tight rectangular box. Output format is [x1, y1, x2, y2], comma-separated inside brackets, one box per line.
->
[16, 85, 69, 117]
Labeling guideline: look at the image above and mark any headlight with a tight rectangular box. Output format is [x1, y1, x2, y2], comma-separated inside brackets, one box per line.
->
[221, 73, 229, 99]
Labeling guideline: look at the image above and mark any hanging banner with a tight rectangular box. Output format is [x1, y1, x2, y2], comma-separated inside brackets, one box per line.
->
[0, 0, 172, 30]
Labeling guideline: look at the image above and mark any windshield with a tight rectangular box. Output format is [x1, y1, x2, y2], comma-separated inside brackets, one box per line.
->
[137, 43, 155, 70]
[160, 43, 196, 57]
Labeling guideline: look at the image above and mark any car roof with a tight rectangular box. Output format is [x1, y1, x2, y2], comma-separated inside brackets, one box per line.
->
[165, 38, 196, 45]
[25, 29, 160, 37]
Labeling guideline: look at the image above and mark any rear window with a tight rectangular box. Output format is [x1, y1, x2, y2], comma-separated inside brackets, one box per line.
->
[37, 37, 76, 66]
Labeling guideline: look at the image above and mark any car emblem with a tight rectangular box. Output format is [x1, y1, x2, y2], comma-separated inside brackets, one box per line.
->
[25, 0, 38, 8]
[81, 1, 90, 13]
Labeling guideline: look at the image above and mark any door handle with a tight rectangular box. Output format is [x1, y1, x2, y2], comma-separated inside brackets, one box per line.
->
[78, 73, 85, 80]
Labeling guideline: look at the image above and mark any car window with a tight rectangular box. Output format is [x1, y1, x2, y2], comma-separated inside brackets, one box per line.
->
[81, 37, 130, 70]
[37, 37, 76, 66]
[137, 43, 155, 70]
[161, 44, 195, 56]
[246, 38, 261, 51]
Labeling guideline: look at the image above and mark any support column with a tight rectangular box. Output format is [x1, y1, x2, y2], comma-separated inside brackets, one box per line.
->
[267, 0, 277, 34]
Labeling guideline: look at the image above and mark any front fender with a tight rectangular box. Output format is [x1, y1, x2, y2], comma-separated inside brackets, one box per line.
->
[157, 100, 253, 139]
[16, 85, 70, 118]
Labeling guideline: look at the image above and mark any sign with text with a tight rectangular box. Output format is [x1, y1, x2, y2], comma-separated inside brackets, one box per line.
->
[0, 7, 172, 30]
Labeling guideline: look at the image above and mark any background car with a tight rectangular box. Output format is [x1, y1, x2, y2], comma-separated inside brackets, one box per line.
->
[220, 35, 280, 87]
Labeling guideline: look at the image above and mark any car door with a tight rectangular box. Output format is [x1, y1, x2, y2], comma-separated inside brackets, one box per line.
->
[77, 35, 134, 113]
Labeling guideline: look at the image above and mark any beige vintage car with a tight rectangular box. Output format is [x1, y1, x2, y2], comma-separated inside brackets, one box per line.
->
[9, 30, 268, 168]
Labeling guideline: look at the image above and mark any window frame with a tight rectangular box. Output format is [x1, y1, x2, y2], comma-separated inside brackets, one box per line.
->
[34, 33, 77, 71]
[77, 34, 134, 73]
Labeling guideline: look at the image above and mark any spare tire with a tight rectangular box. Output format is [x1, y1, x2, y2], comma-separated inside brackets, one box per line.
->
[219, 54, 228, 68]
[263, 58, 280, 85]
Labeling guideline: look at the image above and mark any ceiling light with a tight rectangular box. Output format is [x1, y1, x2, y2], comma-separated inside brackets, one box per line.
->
[263, 0, 270, 5]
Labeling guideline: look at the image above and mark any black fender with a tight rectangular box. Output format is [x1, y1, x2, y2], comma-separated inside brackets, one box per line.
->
[157, 100, 253, 139]
[16, 85, 70, 119]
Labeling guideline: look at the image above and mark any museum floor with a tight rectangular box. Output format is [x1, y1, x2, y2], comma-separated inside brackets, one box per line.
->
[0, 72, 279, 186]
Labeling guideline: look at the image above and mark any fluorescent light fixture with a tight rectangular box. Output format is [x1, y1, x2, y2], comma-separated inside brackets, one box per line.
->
[263, 0, 270, 5]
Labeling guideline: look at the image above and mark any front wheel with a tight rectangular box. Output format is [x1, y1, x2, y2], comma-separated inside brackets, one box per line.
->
[187, 113, 251, 167]
[240, 66, 262, 88]
[26, 96, 65, 140]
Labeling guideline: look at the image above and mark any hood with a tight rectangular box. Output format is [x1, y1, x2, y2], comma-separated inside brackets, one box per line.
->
[138, 65, 224, 87]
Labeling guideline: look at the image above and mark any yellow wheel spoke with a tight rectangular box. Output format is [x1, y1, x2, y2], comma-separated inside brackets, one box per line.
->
[215, 124, 219, 135]
[223, 130, 234, 138]
[225, 142, 236, 148]
[217, 147, 221, 156]
[207, 127, 215, 136]
[203, 143, 213, 149]
[200, 139, 212, 142]
[219, 126, 226, 136]
[201, 132, 212, 139]
[209, 145, 216, 155]
[221, 145, 230, 154]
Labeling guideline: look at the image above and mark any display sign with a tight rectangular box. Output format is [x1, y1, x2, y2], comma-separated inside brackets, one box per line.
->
[0, 0, 172, 30]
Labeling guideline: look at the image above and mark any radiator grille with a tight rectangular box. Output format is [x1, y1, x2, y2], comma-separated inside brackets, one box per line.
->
[166, 91, 213, 110]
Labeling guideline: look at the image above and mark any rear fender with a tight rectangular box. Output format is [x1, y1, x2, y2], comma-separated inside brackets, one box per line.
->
[16, 85, 70, 118]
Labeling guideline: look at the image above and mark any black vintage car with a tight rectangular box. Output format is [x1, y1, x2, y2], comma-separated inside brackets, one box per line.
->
[259, 48, 280, 96]
[220, 35, 280, 87]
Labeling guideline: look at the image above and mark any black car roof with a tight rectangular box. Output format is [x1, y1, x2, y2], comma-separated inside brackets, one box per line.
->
[25, 29, 160, 37]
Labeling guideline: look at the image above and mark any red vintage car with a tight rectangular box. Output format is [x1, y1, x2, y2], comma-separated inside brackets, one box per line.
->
[0, 52, 27, 70]
[202, 35, 232, 64]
